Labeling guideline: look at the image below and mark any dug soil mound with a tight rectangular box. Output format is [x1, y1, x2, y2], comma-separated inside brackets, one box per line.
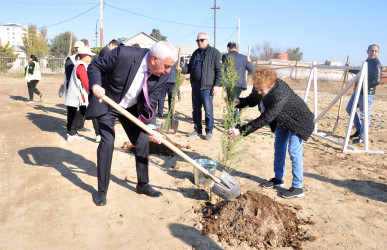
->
[200, 191, 314, 249]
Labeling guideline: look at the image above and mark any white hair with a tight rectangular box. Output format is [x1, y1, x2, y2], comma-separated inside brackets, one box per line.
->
[197, 32, 209, 42]
[149, 41, 177, 62]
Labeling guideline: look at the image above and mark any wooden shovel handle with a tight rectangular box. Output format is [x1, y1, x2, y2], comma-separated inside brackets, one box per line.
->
[102, 95, 221, 183]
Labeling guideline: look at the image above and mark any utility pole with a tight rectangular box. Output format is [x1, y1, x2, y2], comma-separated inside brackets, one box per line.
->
[100, 0, 103, 47]
[210, 0, 220, 48]
[95, 20, 98, 47]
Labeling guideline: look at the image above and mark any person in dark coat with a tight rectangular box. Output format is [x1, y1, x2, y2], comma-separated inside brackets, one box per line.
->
[87, 41, 177, 206]
[99, 39, 119, 58]
[157, 64, 176, 117]
[345, 44, 382, 144]
[180, 32, 222, 140]
[228, 67, 314, 199]
[222, 42, 254, 94]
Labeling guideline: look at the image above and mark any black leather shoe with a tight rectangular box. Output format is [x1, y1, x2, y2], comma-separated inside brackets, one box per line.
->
[94, 191, 106, 206]
[136, 184, 162, 197]
[353, 138, 364, 145]
[350, 131, 360, 138]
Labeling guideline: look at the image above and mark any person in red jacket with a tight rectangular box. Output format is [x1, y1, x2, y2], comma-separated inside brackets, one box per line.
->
[65, 46, 100, 142]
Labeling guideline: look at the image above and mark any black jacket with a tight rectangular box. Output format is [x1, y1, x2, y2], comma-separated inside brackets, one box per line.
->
[237, 79, 314, 141]
[349, 57, 382, 95]
[182, 45, 222, 90]
[86, 46, 169, 126]
[222, 50, 254, 90]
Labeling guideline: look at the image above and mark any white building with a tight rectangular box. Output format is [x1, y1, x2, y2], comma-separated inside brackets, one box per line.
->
[123, 32, 158, 48]
[0, 23, 27, 47]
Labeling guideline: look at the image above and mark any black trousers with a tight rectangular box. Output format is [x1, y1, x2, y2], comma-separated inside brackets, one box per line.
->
[27, 80, 41, 100]
[97, 106, 149, 193]
[67, 106, 86, 135]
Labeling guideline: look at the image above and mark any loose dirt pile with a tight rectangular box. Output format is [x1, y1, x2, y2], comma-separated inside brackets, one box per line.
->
[200, 191, 315, 249]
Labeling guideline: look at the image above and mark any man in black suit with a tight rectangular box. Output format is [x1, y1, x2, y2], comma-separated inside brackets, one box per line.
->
[222, 42, 254, 104]
[87, 41, 177, 206]
[99, 39, 119, 58]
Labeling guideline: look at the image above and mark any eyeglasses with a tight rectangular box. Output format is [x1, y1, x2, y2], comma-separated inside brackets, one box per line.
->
[196, 39, 206, 43]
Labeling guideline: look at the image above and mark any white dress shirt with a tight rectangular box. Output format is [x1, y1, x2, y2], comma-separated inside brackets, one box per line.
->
[119, 52, 149, 108]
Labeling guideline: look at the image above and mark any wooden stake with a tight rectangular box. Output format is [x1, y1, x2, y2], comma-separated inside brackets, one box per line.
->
[332, 55, 350, 133]
[68, 32, 73, 57]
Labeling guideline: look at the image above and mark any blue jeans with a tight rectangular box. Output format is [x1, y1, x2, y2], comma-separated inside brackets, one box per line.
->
[192, 83, 214, 134]
[345, 93, 375, 140]
[274, 126, 303, 188]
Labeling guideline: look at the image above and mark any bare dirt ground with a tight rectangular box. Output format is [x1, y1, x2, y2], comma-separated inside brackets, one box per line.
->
[0, 75, 386, 249]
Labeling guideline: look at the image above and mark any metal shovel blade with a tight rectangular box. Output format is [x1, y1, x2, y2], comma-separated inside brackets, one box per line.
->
[209, 171, 240, 199]
[167, 119, 179, 134]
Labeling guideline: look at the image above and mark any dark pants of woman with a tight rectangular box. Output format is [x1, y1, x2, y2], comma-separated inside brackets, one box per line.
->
[27, 80, 41, 100]
[67, 106, 86, 136]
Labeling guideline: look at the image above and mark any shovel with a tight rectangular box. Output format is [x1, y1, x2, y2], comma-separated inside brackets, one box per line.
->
[167, 48, 181, 134]
[102, 95, 240, 200]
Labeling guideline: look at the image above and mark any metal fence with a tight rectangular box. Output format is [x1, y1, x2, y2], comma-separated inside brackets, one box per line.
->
[0, 56, 66, 75]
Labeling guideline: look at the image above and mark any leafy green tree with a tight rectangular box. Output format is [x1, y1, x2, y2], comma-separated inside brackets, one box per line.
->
[50, 31, 77, 57]
[0, 41, 18, 73]
[92, 46, 102, 56]
[150, 29, 166, 41]
[218, 56, 248, 173]
[286, 47, 303, 61]
[117, 37, 127, 43]
[22, 24, 50, 59]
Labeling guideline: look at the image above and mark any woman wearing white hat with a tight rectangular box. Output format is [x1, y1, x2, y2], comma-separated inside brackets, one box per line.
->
[65, 46, 98, 142]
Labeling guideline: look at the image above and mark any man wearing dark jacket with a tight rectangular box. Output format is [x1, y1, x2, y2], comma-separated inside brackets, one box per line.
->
[222, 41, 254, 116]
[87, 41, 177, 206]
[181, 32, 222, 140]
[346, 44, 382, 144]
[99, 39, 119, 58]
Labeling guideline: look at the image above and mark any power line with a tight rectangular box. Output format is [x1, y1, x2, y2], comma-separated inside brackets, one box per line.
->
[43, 4, 99, 28]
[218, 28, 238, 47]
[173, 17, 213, 45]
[104, 3, 234, 29]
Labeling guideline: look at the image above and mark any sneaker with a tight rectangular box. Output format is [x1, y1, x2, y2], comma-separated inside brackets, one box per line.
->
[95, 135, 101, 143]
[205, 132, 213, 140]
[78, 127, 91, 132]
[26, 99, 34, 104]
[67, 134, 84, 142]
[187, 131, 202, 137]
[350, 131, 359, 138]
[353, 138, 364, 145]
[262, 178, 284, 189]
[281, 187, 304, 199]
[39, 94, 44, 101]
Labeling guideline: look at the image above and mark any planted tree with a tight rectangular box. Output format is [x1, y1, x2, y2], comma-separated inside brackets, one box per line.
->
[0, 42, 18, 73]
[161, 67, 184, 133]
[218, 56, 248, 173]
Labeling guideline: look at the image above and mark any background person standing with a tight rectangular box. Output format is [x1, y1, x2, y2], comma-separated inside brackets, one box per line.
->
[222, 41, 254, 116]
[346, 44, 382, 144]
[180, 32, 222, 140]
[25, 55, 43, 104]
